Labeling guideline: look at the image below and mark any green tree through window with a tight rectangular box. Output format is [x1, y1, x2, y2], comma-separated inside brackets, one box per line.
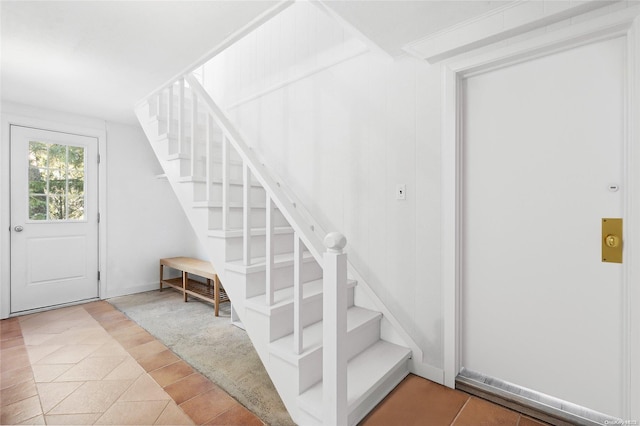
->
[28, 141, 85, 221]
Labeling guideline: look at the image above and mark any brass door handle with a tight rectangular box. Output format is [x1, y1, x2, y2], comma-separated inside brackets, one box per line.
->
[605, 234, 620, 248]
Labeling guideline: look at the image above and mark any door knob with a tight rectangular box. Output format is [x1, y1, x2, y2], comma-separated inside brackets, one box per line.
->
[602, 218, 622, 263]
[605, 234, 620, 248]
[14, 226, 23, 232]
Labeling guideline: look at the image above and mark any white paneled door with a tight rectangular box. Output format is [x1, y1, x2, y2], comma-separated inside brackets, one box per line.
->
[462, 36, 626, 418]
[10, 126, 99, 313]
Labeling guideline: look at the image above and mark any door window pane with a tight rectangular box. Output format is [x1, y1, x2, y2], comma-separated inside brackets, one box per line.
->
[29, 195, 47, 220]
[28, 141, 86, 221]
[67, 196, 84, 220]
[28, 142, 48, 168]
[28, 168, 46, 194]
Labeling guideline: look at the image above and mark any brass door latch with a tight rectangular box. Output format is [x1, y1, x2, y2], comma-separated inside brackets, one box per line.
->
[602, 218, 622, 263]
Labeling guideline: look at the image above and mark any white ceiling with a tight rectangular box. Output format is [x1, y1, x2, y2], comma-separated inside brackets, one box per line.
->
[1, 0, 514, 125]
[323, 0, 511, 57]
[1, 1, 279, 124]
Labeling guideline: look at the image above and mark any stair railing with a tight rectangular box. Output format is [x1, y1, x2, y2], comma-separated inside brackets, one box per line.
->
[181, 74, 347, 425]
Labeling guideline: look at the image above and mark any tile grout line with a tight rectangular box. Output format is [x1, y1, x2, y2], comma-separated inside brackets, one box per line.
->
[449, 395, 472, 426]
[29, 308, 117, 421]
[22, 306, 120, 423]
[6, 305, 174, 425]
[90, 300, 267, 426]
[2, 318, 46, 425]
[87, 301, 203, 425]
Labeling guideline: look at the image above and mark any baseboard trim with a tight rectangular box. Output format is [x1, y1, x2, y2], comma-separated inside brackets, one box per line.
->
[409, 360, 444, 385]
[106, 283, 159, 299]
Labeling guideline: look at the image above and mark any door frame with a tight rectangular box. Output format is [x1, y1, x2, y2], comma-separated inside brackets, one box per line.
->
[441, 6, 640, 420]
[0, 109, 108, 318]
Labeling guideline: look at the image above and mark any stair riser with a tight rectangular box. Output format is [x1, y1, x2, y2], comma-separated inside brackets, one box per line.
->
[149, 164, 210, 233]
[154, 90, 202, 110]
[297, 349, 411, 426]
[268, 356, 313, 424]
[267, 295, 324, 342]
[207, 207, 289, 230]
[192, 182, 265, 204]
[277, 305, 376, 394]
[346, 318, 382, 361]
[153, 117, 208, 139]
[243, 261, 323, 299]
[170, 157, 192, 178]
[224, 233, 294, 261]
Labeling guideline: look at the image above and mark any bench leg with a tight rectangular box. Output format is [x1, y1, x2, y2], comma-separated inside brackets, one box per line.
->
[183, 271, 188, 302]
[214, 275, 221, 317]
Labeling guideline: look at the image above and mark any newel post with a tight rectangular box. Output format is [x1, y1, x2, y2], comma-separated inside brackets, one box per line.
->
[323, 232, 348, 426]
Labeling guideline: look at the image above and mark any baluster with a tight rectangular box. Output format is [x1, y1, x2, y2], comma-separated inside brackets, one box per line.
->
[265, 196, 275, 306]
[178, 78, 185, 156]
[205, 115, 212, 202]
[167, 84, 174, 136]
[322, 232, 348, 426]
[222, 135, 230, 230]
[293, 234, 303, 354]
[155, 92, 162, 119]
[190, 91, 198, 176]
[243, 162, 252, 265]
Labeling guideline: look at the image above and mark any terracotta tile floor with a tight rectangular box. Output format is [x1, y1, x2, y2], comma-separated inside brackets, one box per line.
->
[0, 301, 263, 425]
[1, 300, 550, 426]
[361, 374, 549, 426]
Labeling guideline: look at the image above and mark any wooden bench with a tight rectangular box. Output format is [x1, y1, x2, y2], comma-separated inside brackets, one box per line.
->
[159, 257, 229, 316]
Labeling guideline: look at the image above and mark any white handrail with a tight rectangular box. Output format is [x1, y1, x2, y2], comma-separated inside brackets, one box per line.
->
[185, 74, 325, 262]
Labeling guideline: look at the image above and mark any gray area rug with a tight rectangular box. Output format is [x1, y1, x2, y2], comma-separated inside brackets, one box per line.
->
[108, 290, 295, 426]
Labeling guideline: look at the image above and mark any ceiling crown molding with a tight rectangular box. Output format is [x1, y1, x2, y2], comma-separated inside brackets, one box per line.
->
[403, 0, 621, 64]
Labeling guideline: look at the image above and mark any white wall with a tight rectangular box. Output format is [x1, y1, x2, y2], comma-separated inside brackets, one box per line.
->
[204, 2, 444, 369]
[104, 121, 203, 297]
[0, 102, 202, 316]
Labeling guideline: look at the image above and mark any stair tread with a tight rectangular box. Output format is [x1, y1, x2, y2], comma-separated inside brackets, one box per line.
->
[297, 340, 411, 419]
[208, 227, 293, 238]
[245, 277, 357, 310]
[192, 200, 268, 209]
[246, 278, 323, 309]
[178, 176, 262, 187]
[225, 251, 317, 274]
[269, 306, 381, 360]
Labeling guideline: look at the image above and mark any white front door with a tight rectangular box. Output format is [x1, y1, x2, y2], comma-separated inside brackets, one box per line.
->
[462, 36, 626, 418]
[10, 125, 99, 313]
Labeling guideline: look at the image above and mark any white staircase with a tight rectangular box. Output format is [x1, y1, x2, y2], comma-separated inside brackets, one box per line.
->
[135, 74, 411, 426]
